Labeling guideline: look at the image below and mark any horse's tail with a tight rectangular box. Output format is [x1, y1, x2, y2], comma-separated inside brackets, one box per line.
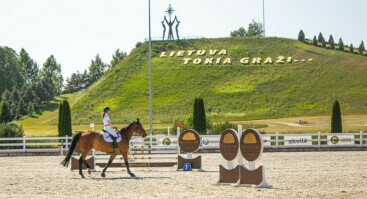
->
[60, 132, 82, 167]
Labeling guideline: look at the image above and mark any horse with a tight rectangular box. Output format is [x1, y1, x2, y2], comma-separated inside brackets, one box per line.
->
[60, 119, 147, 178]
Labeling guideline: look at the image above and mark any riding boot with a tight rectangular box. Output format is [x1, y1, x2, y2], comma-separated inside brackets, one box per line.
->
[112, 136, 118, 149]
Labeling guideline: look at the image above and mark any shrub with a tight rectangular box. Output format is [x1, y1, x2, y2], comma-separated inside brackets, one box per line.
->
[172, 113, 212, 135]
[172, 114, 193, 135]
[0, 124, 24, 149]
[0, 124, 24, 137]
[209, 121, 237, 135]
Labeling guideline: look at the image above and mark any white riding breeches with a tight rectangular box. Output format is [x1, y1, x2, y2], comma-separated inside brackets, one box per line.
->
[104, 126, 118, 137]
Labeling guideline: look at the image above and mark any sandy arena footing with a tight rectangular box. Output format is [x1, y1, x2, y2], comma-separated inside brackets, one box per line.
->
[0, 152, 366, 199]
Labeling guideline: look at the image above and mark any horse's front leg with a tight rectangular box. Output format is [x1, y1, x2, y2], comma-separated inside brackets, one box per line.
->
[122, 150, 135, 177]
[101, 154, 116, 177]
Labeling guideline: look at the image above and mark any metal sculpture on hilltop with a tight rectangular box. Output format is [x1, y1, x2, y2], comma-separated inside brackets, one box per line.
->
[161, 4, 180, 41]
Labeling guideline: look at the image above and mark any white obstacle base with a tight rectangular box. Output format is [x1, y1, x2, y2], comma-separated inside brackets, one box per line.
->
[233, 125, 272, 188]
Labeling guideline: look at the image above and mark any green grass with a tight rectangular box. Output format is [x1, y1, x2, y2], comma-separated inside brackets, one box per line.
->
[18, 37, 367, 136]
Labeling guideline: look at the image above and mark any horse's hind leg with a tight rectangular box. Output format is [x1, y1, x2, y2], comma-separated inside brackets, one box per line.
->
[79, 155, 85, 178]
[82, 150, 93, 175]
[101, 154, 116, 178]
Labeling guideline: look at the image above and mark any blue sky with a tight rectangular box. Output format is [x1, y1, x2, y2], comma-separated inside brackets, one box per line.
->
[0, 0, 366, 79]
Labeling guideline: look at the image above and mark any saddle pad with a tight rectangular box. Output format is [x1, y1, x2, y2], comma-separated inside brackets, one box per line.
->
[101, 132, 122, 143]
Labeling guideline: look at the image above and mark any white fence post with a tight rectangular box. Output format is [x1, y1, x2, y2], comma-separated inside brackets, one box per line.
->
[237, 125, 243, 166]
[23, 136, 26, 152]
[317, 132, 321, 146]
[360, 131, 363, 145]
[65, 135, 69, 151]
[60, 143, 63, 155]
[276, 132, 278, 146]
[177, 126, 180, 157]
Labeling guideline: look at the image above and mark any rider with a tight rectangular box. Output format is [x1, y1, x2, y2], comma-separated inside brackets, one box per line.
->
[102, 106, 118, 149]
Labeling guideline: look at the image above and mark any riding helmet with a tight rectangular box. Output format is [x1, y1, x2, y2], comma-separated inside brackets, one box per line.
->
[103, 106, 111, 113]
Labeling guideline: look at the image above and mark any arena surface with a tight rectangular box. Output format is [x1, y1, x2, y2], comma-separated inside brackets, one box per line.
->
[0, 152, 366, 199]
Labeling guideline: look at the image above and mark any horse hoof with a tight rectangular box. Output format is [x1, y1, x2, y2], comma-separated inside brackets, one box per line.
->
[81, 175, 85, 179]
[129, 173, 136, 178]
[101, 173, 106, 178]
[88, 170, 92, 175]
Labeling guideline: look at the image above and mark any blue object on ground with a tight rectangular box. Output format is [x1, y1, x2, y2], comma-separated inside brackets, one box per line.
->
[183, 163, 192, 171]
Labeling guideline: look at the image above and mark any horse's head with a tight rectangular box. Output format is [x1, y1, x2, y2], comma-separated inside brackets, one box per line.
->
[131, 118, 147, 138]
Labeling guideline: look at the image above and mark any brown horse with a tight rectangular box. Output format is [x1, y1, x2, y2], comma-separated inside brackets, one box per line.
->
[60, 119, 147, 178]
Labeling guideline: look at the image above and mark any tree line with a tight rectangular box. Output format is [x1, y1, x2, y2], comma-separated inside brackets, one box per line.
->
[0, 45, 127, 124]
[230, 19, 265, 38]
[0, 47, 62, 123]
[63, 49, 127, 93]
[298, 30, 366, 56]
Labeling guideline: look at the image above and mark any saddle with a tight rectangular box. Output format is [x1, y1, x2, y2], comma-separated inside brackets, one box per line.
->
[101, 129, 122, 143]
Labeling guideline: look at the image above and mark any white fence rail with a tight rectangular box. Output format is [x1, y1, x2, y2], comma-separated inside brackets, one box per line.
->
[0, 132, 366, 155]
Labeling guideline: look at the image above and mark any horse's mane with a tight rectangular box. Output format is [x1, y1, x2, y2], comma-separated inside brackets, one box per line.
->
[119, 122, 134, 142]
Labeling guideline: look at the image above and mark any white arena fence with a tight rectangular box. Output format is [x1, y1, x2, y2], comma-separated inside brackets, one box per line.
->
[0, 132, 366, 155]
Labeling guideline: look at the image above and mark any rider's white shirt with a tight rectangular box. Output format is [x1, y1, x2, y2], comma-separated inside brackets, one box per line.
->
[103, 114, 117, 137]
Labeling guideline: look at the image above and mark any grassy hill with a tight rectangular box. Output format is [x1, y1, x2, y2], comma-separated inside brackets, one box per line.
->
[20, 37, 367, 130]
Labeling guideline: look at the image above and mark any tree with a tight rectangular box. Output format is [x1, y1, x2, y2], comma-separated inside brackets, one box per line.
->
[359, 41, 365, 55]
[58, 101, 64, 137]
[230, 27, 247, 37]
[246, 20, 264, 37]
[331, 100, 342, 133]
[34, 77, 55, 103]
[298, 30, 305, 42]
[17, 98, 27, 117]
[110, 49, 127, 68]
[0, 47, 24, 94]
[10, 89, 21, 119]
[312, 36, 318, 46]
[58, 99, 72, 137]
[321, 38, 326, 48]
[63, 100, 72, 136]
[329, 35, 335, 49]
[193, 98, 199, 133]
[89, 54, 107, 85]
[135, 42, 143, 48]
[349, 44, 354, 53]
[0, 100, 11, 124]
[318, 32, 324, 43]
[40, 55, 63, 94]
[1, 89, 14, 120]
[18, 48, 39, 84]
[338, 38, 344, 51]
[64, 71, 82, 93]
[193, 98, 207, 134]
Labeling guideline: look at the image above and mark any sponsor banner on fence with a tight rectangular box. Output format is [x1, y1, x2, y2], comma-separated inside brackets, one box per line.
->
[284, 135, 313, 146]
[328, 134, 354, 145]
